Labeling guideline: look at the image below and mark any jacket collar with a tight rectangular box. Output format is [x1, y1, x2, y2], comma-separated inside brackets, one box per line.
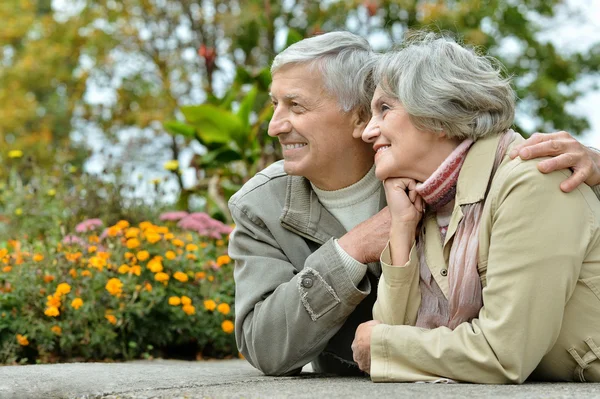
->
[444, 133, 503, 247]
[280, 174, 386, 244]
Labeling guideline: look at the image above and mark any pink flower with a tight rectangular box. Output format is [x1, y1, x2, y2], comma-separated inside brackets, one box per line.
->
[159, 211, 189, 222]
[75, 218, 103, 233]
[177, 213, 232, 239]
[62, 235, 87, 246]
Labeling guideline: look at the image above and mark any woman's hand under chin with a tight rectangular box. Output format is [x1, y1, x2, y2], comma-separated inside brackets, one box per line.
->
[384, 177, 424, 266]
[383, 177, 424, 227]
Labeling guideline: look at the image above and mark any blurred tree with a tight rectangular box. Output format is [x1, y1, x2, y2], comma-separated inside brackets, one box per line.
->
[1, 0, 598, 213]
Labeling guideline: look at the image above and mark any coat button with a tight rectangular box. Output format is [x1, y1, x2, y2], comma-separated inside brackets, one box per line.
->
[301, 277, 314, 288]
[440, 269, 448, 277]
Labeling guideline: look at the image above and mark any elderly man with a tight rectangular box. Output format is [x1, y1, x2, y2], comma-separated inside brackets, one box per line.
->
[228, 31, 600, 377]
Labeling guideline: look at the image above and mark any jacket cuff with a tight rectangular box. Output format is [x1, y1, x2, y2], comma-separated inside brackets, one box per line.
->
[333, 239, 368, 286]
[298, 239, 370, 321]
[370, 323, 392, 382]
[380, 241, 419, 286]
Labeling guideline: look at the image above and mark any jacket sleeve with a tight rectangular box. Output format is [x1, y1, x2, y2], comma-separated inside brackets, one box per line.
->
[370, 162, 592, 383]
[372, 242, 421, 326]
[229, 201, 371, 376]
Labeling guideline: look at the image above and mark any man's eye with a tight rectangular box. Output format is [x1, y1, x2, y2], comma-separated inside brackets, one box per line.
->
[271, 101, 278, 108]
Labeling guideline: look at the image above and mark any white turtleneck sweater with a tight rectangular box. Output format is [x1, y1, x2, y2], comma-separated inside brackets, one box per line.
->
[311, 165, 381, 285]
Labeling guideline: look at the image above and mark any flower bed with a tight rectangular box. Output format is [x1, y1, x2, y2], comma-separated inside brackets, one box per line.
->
[0, 216, 237, 364]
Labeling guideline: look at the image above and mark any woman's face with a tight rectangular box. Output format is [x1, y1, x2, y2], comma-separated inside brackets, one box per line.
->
[362, 86, 443, 182]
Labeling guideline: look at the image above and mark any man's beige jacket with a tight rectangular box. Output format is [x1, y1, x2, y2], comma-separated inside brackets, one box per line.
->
[371, 133, 600, 383]
[229, 161, 385, 375]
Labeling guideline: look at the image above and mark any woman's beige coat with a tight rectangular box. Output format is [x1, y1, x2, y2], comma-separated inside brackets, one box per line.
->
[371, 133, 600, 383]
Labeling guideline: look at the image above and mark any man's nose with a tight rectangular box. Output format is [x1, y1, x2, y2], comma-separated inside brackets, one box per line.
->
[268, 109, 292, 137]
[362, 118, 380, 143]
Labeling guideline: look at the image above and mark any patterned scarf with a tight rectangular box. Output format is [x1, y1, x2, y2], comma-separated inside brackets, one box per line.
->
[415, 130, 515, 330]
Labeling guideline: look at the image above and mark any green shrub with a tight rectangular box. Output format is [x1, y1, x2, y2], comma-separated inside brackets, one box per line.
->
[0, 218, 237, 364]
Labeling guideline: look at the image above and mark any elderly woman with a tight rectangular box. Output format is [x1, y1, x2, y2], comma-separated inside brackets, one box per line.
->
[352, 33, 600, 383]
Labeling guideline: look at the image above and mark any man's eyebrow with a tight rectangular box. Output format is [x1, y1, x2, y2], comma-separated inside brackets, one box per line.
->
[268, 93, 301, 100]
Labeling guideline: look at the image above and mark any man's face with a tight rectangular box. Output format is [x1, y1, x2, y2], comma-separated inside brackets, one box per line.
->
[268, 64, 370, 190]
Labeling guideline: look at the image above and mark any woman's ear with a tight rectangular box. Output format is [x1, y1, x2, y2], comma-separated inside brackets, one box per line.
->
[352, 109, 371, 139]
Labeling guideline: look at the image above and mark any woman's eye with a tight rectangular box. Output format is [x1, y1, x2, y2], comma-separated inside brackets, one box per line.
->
[381, 104, 390, 112]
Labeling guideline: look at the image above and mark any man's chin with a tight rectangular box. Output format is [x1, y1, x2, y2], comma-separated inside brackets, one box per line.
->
[282, 160, 308, 177]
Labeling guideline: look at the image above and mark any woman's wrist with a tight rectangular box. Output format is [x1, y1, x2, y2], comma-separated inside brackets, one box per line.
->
[389, 224, 417, 266]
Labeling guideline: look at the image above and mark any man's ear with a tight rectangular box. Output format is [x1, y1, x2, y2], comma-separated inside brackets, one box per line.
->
[352, 109, 370, 139]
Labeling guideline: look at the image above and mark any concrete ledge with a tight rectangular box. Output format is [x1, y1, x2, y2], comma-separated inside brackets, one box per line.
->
[1, 359, 599, 398]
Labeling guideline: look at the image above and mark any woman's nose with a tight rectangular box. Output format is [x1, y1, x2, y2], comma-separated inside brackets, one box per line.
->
[362, 119, 380, 143]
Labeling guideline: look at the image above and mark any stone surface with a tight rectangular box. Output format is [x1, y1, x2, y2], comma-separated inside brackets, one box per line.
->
[1, 359, 600, 399]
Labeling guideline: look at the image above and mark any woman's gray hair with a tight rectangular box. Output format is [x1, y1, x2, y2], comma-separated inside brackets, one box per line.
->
[271, 31, 378, 120]
[375, 32, 515, 140]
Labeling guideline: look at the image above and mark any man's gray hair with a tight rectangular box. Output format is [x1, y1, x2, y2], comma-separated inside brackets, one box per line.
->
[271, 31, 378, 120]
[375, 32, 515, 140]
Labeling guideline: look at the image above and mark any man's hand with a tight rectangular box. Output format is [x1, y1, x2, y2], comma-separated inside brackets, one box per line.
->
[509, 131, 600, 192]
[351, 320, 382, 374]
[338, 207, 391, 264]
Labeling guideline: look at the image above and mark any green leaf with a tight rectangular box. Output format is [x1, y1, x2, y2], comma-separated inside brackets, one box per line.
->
[163, 121, 196, 138]
[285, 29, 303, 49]
[180, 105, 243, 145]
[237, 85, 258, 131]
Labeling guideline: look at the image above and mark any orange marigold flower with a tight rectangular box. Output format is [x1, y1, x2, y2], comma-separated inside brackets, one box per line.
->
[65, 252, 82, 262]
[33, 253, 44, 262]
[207, 275, 214, 282]
[105, 314, 117, 325]
[172, 239, 184, 247]
[154, 272, 169, 282]
[217, 303, 231, 315]
[126, 238, 141, 249]
[144, 282, 152, 292]
[185, 243, 198, 251]
[81, 270, 92, 277]
[2, 266, 11, 273]
[69, 268, 77, 278]
[0, 249, 7, 258]
[181, 296, 192, 306]
[173, 271, 188, 282]
[139, 221, 153, 230]
[16, 334, 29, 346]
[165, 250, 176, 260]
[203, 299, 216, 311]
[118, 264, 130, 274]
[89, 256, 106, 271]
[145, 232, 161, 244]
[200, 242, 208, 249]
[107, 226, 120, 237]
[168, 296, 181, 306]
[98, 251, 110, 260]
[124, 252, 135, 260]
[116, 220, 130, 229]
[221, 320, 234, 334]
[216, 240, 224, 247]
[125, 228, 140, 238]
[164, 233, 175, 240]
[147, 258, 163, 273]
[45, 306, 60, 317]
[186, 254, 197, 260]
[71, 297, 83, 309]
[43, 275, 55, 283]
[136, 250, 150, 261]
[56, 283, 71, 295]
[105, 278, 123, 296]
[51, 325, 62, 335]
[182, 304, 195, 315]
[88, 235, 100, 243]
[47, 294, 61, 308]
[130, 265, 141, 276]
[87, 246, 97, 253]
[216, 255, 231, 266]
[195, 271, 206, 280]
